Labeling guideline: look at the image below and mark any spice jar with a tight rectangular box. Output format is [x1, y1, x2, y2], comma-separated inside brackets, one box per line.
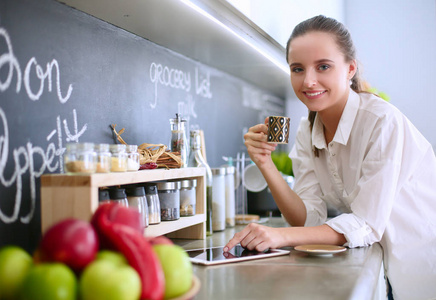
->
[144, 184, 161, 224]
[169, 113, 188, 168]
[95, 144, 111, 173]
[156, 181, 181, 221]
[224, 166, 236, 227]
[126, 186, 149, 229]
[64, 143, 97, 174]
[126, 145, 140, 171]
[108, 188, 129, 207]
[211, 167, 226, 232]
[110, 144, 128, 172]
[98, 189, 110, 205]
[180, 179, 197, 217]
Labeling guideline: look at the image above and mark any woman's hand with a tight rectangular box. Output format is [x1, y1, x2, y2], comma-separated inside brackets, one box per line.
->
[223, 223, 287, 253]
[244, 118, 277, 168]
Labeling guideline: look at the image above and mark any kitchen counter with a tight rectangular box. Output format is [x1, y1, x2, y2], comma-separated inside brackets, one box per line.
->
[173, 218, 386, 300]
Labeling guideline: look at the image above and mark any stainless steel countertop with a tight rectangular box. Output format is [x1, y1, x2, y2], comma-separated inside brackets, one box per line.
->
[173, 218, 384, 300]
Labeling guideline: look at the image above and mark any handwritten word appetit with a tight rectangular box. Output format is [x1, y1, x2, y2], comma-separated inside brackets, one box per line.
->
[149, 62, 212, 109]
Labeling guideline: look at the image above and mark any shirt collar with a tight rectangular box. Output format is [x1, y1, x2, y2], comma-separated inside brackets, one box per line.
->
[311, 90, 360, 150]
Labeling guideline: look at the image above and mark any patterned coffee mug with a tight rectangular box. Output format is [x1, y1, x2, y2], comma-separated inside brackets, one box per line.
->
[267, 116, 290, 144]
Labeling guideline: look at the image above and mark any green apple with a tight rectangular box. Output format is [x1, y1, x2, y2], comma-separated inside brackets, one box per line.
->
[153, 244, 193, 299]
[79, 259, 141, 300]
[20, 263, 77, 300]
[95, 250, 128, 266]
[0, 245, 33, 299]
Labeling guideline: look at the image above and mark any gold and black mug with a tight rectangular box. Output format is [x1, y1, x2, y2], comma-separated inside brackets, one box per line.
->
[267, 116, 290, 144]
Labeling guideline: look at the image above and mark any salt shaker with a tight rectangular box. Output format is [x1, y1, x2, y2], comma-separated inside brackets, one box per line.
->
[144, 184, 161, 224]
[108, 188, 129, 207]
[126, 186, 149, 228]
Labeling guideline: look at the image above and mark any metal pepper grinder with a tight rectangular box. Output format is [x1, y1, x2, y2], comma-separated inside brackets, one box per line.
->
[169, 113, 188, 168]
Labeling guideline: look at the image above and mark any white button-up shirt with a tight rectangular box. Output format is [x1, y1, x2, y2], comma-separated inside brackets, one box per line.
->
[290, 90, 436, 300]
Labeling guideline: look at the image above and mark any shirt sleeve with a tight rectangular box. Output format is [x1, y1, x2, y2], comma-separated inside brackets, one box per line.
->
[326, 111, 407, 248]
[290, 118, 327, 227]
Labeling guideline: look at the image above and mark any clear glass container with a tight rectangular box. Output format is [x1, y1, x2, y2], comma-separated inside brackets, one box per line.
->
[95, 143, 111, 173]
[180, 179, 197, 217]
[98, 189, 110, 205]
[64, 143, 97, 174]
[108, 188, 128, 207]
[211, 167, 226, 232]
[224, 166, 236, 227]
[126, 186, 148, 229]
[144, 184, 161, 224]
[156, 181, 181, 221]
[169, 113, 188, 168]
[110, 144, 128, 172]
[126, 145, 140, 171]
[188, 129, 213, 235]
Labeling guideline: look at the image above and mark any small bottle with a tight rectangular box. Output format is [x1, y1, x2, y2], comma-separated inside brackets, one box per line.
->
[144, 184, 161, 224]
[211, 167, 226, 232]
[224, 166, 236, 227]
[126, 186, 149, 229]
[169, 113, 188, 168]
[64, 143, 97, 174]
[126, 145, 140, 171]
[95, 144, 111, 173]
[180, 179, 197, 217]
[110, 144, 128, 172]
[188, 130, 213, 235]
[156, 181, 181, 221]
[108, 188, 129, 207]
[98, 189, 110, 205]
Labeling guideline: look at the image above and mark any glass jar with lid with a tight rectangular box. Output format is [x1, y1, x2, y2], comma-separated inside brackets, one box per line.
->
[126, 145, 140, 171]
[126, 186, 149, 229]
[144, 184, 161, 224]
[110, 144, 128, 172]
[180, 179, 197, 217]
[95, 143, 111, 173]
[108, 188, 129, 207]
[64, 143, 97, 174]
[156, 181, 181, 221]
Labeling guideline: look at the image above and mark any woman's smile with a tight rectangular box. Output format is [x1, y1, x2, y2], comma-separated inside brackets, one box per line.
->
[303, 90, 327, 99]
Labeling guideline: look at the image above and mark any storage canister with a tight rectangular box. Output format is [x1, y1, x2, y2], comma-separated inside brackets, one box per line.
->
[110, 144, 128, 172]
[126, 186, 149, 229]
[144, 184, 161, 224]
[211, 167, 226, 231]
[126, 144, 140, 171]
[95, 143, 111, 173]
[156, 181, 181, 221]
[224, 166, 236, 227]
[98, 189, 110, 205]
[64, 143, 97, 174]
[180, 179, 197, 217]
[108, 188, 129, 207]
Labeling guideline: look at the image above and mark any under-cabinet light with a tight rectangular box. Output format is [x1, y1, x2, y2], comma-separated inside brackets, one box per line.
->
[179, 0, 290, 75]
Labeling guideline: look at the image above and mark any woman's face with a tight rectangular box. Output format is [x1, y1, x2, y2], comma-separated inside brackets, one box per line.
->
[287, 31, 356, 114]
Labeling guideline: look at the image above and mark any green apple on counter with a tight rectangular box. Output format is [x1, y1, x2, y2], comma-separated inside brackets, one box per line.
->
[20, 262, 77, 300]
[0, 245, 33, 300]
[79, 253, 141, 300]
[153, 244, 193, 299]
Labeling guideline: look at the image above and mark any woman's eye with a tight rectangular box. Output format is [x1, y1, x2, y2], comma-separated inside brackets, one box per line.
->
[291, 67, 303, 73]
[318, 64, 330, 71]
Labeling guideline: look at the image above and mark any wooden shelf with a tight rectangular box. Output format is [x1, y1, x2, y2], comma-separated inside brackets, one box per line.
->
[40, 167, 206, 239]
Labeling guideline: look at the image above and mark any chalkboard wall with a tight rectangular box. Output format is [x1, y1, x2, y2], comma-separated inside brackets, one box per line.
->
[0, 0, 284, 251]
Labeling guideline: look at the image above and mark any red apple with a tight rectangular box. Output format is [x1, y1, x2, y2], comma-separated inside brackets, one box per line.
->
[147, 235, 173, 246]
[39, 218, 99, 273]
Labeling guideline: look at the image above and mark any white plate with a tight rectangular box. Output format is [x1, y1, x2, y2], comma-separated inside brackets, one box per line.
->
[294, 244, 347, 256]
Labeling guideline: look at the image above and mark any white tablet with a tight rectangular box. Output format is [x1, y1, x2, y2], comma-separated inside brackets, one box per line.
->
[186, 245, 290, 265]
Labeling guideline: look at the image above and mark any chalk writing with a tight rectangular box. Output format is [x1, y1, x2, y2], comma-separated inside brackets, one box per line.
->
[195, 68, 212, 99]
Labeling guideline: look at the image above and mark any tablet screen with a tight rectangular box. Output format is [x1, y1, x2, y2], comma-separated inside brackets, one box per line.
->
[186, 245, 290, 265]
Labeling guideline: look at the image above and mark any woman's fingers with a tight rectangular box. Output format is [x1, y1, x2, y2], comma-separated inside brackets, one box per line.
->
[224, 223, 274, 253]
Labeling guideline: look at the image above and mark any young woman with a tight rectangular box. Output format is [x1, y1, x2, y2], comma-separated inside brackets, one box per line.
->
[224, 15, 436, 300]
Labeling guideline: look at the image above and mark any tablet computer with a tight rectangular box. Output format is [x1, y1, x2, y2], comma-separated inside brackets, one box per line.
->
[186, 245, 290, 265]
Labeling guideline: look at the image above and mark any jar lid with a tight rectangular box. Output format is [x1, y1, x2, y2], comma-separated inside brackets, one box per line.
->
[211, 167, 226, 175]
[126, 144, 138, 152]
[77, 143, 95, 151]
[95, 143, 110, 152]
[156, 181, 181, 190]
[98, 189, 110, 201]
[109, 188, 127, 200]
[110, 144, 127, 152]
[126, 186, 145, 197]
[144, 184, 158, 195]
[180, 179, 197, 188]
[225, 166, 235, 175]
